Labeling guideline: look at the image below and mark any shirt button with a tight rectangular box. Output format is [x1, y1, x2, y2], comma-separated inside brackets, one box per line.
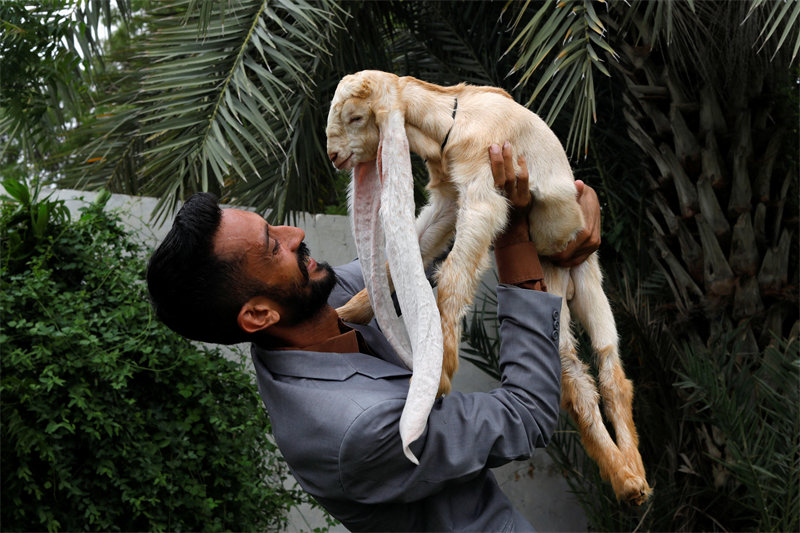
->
[552, 330, 559, 341]
[553, 310, 559, 320]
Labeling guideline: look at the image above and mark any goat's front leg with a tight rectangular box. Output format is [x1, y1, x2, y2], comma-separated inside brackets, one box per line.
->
[435, 181, 508, 395]
[337, 189, 458, 325]
[336, 288, 376, 324]
[416, 187, 459, 268]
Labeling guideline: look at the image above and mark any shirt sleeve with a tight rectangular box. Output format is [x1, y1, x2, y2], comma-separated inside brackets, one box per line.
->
[337, 285, 562, 504]
[494, 241, 546, 290]
[492, 213, 547, 291]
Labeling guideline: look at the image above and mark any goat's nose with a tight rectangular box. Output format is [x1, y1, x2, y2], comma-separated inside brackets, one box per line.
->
[328, 152, 338, 163]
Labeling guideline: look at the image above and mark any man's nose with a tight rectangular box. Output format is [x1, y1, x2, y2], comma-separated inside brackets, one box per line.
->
[273, 225, 305, 251]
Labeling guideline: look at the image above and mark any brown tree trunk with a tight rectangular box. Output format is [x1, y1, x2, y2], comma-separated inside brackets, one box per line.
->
[609, 11, 798, 354]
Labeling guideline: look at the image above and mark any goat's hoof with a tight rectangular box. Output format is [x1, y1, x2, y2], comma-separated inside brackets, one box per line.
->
[619, 474, 652, 506]
[436, 375, 452, 397]
[336, 303, 374, 324]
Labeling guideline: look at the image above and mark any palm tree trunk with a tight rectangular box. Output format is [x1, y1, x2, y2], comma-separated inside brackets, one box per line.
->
[609, 7, 798, 355]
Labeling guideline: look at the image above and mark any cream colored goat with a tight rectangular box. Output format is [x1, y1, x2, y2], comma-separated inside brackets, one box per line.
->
[326, 70, 651, 504]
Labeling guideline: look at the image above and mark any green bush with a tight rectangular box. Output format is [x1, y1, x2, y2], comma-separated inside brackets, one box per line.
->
[1, 181, 303, 531]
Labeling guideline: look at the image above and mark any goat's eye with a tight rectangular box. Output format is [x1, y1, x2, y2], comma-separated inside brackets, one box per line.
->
[348, 115, 362, 124]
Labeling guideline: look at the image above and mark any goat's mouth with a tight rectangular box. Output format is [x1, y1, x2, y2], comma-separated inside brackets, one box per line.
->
[333, 152, 354, 170]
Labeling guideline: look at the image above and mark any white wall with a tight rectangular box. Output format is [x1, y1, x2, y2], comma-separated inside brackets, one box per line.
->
[52, 189, 587, 532]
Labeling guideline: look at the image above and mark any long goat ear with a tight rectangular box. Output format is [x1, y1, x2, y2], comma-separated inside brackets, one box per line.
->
[375, 109, 401, 179]
[377, 108, 443, 466]
[365, 108, 414, 363]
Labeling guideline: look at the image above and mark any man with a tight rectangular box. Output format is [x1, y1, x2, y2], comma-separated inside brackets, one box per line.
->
[147, 143, 600, 531]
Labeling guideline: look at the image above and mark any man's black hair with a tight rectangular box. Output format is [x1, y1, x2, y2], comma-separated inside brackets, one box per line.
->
[146, 193, 267, 344]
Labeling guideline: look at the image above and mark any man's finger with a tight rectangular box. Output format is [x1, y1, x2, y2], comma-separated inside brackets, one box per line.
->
[502, 142, 515, 197]
[489, 145, 505, 188]
[574, 179, 585, 198]
[549, 244, 583, 266]
[516, 155, 529, 194]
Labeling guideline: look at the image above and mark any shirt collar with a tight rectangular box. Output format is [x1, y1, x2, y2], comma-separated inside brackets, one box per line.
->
[251, 320, 412, 381]
[269, 319, 373, 355]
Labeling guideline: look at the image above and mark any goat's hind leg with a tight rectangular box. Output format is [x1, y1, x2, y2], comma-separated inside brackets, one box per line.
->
[569, 254, 651, 504]
[543, 262, 644, 504]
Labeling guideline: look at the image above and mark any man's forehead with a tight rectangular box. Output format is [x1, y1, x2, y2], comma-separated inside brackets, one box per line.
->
[219, 207, 263, 225]
[214, 208, 266, 258]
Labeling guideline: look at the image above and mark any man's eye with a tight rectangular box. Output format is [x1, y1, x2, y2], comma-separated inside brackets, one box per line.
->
[272, 239, 279, 255]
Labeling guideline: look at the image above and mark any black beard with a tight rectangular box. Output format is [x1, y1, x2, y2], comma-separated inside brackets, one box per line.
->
[297, 242, 312, 284]
[281, 262, 338, 325]
[268, 243, 337, 326]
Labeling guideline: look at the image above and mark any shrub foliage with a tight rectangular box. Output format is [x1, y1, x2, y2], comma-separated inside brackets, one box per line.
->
[1, 181, 302, 531]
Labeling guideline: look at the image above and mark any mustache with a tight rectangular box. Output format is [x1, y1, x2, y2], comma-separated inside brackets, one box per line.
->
[297, 242, 310, 283]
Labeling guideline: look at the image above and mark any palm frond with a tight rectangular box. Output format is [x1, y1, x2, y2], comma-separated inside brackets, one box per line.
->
[629, 0, 715, 81]
[746, 0, 800, 62]
[504, 0, 618, 158]
[0, 0, 126, 165]
[387, 1, 508, 87]
[675, 333, 800, 531]
[67, 0, 341, 223]
[460, 279, 501, 382]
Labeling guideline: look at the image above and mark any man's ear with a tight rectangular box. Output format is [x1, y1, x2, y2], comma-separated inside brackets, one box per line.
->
[237, 296, 280, 334]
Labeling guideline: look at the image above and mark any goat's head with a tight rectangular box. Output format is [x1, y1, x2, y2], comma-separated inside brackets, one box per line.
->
[326, 70, 400, 171]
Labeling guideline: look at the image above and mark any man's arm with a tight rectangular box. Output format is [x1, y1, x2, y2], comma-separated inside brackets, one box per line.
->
[490, 140, 601, 272]
[337, 286, 562, 503]
[336, 143, 565, 503]
[490, 141, 547, 290]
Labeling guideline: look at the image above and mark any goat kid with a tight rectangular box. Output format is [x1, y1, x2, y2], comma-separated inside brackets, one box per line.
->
[326, 70, 651, 504]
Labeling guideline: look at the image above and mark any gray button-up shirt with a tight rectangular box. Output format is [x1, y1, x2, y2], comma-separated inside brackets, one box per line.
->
[252, 260, 562, 531]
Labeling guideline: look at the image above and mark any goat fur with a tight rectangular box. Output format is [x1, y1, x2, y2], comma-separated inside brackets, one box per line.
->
[325, 70, 651, 504]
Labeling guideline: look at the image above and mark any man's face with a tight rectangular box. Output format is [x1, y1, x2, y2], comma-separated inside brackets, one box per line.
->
[214, 209, 337, 325]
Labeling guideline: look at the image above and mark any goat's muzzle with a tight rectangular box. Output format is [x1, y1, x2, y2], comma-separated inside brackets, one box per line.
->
[329, 151, 353, 170]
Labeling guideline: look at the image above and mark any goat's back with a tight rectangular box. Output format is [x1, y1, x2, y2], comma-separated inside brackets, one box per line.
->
[436, 86, 583, 255]
[445, 89, 570, 184]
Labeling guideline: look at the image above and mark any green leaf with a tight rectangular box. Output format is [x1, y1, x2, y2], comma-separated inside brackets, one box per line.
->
[32, 202, 49, 238]
[2, 178, 30, 205]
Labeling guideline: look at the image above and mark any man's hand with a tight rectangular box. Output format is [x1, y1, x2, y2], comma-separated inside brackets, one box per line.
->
[490, 142, 531, 248]
[489, 141, 601, 267]
[489, 141, 601, 266]
[489, 142, 546, 290]
[490, 142, 531, 213]
[548, 180, 601, 267]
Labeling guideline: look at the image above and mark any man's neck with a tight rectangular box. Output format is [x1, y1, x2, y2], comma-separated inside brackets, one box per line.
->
[263, 305, 341, 349]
